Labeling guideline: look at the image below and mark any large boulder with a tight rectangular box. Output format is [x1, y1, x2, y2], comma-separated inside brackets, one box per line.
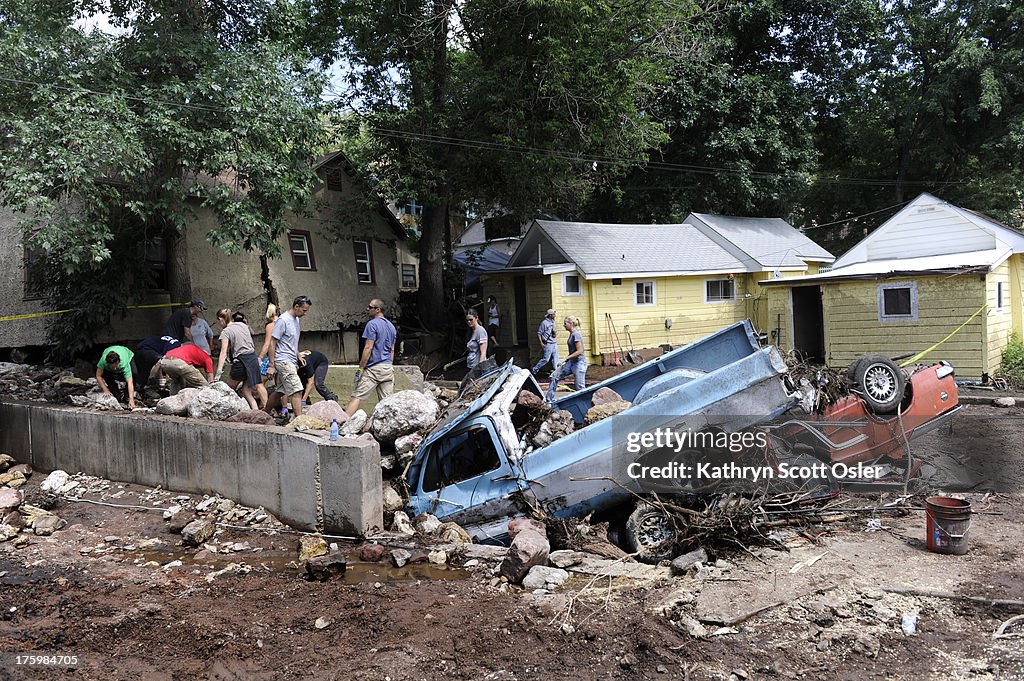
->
[583, 400, 632, 425]
[371, 390, 438, 443]
[592, 387, 624, 406]
[522, 565, 569, 591]
[341, 409, 368, 436]
[70, 392, 123, 410]
[155, 388, 202, 416]
[287, 414, 329, 432]
[225, 410, 275, 425]
[532, 410, 575, 448]
[187, 382, 248, 421]
[500, 530, 550, 583]
[306, 400, 348, 424]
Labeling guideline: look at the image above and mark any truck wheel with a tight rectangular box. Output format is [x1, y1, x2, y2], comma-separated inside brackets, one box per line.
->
[624, 502, 677, 564]
[850, 355, 905, 415]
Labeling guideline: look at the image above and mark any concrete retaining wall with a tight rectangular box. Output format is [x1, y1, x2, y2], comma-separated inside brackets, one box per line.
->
[0, 401, 383, 536]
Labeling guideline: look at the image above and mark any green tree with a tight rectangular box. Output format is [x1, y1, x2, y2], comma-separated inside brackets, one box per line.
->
[328, 0, 683, 326]
[0, 0, 327, 358]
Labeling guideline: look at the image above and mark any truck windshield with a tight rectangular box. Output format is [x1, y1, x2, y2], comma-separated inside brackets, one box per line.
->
[422, 424, 501, 493]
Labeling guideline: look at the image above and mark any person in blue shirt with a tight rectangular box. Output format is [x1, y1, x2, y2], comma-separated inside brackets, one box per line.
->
[531, 308, 559, 376]
[545, 316, 587, 402]
[346, 298, 397, 416]
[135, 334, 181, 388]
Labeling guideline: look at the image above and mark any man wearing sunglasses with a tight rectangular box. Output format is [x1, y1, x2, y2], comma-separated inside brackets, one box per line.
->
[266, 295, 312, 417]
[346, 299, 397, 416]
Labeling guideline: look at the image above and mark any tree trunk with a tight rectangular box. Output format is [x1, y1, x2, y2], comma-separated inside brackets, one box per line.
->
[167, 230, 191, 303]
[419, 201, 448, 329]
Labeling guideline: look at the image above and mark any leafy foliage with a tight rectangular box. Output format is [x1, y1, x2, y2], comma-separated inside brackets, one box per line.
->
[998, 332, 1024, 389]
[0, 0, 327, 358]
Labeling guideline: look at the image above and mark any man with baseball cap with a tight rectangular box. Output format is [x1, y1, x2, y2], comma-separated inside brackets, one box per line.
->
[164, 299, 208, 343]
[531, 308, 559, 376]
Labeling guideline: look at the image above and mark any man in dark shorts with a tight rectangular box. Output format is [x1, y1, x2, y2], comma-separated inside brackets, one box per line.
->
[298, 350, 338, 404]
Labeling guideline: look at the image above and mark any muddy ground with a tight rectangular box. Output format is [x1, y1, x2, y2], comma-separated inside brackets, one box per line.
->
[1, 403, 1022, 680]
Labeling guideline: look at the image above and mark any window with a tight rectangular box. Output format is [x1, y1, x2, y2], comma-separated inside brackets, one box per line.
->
[635, 280, 655, 306]
[402, 263, 417, 288]
[878, 282, 918, 322]
[705, 278, 736, 303]
[144, 238, 169, 291]
[23, 247, 46, 300]
[353, 240, 375, 284]
[421, 426, 501, 493]
[563, 273, 582, 296]
[288, 231, 316, 271]
[996, 281, 1005, 313]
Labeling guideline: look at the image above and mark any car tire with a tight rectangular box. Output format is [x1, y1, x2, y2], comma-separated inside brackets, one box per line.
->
[623, 502, 677, 564]
[850, 355, 905, 415]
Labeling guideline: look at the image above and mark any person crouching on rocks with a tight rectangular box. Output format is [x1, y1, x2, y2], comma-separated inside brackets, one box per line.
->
[214, 308, 266, 410]
[96, 345, 138, 409]
[158, 344, 213, 394]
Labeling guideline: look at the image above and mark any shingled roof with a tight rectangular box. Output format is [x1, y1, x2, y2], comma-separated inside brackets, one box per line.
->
[687, 213, 834, 269]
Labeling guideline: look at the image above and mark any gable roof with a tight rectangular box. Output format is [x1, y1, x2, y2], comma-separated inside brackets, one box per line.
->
[506, 220, 746, 279]
[832, 193, 1024, 269]
[687, 213, 834, 269]
[312, 150, 407, 240]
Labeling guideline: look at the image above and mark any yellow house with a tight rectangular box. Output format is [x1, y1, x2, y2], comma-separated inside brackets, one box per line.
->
[481, 216, 833, 365]
[759, 193, 1024, 380]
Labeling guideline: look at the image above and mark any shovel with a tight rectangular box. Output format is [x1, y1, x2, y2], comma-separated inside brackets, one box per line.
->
[604, 314, 622, 367]
[607, 314, 635, 365]
[623, 325, 642, 364]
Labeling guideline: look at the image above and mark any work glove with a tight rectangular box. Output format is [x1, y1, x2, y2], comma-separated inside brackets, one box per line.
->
[354, 369, 363, 386]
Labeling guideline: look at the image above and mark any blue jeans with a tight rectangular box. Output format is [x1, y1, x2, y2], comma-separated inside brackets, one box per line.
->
[531, 343, 560, 375]
[546, 359, 587, 402]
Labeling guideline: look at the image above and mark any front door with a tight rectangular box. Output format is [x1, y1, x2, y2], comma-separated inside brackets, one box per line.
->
[791, 285, 825, 362]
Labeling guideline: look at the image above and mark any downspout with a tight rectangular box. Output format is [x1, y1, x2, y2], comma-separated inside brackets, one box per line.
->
[587, 276, 599, 362]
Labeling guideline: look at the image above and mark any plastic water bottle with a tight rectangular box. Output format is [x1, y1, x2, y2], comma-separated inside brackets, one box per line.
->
[330, 418, 340, 442]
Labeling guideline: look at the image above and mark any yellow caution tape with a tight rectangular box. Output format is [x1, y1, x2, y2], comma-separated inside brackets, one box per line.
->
[898, 303, 988, 367]
[0, 301, 188, 324]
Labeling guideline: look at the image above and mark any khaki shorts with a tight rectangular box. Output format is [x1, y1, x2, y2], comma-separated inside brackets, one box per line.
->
[273, 360, 304, 397]
[351, 363, 394, 401]
[161, 357, 208, 392]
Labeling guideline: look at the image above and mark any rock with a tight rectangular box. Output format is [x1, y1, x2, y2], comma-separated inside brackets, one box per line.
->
[40, 470, 70, 495]
[287, 414, 329, 432]
[427, 550, 448, 565]
[341, 409, 368, 436]
[155, 388, 202, 415]
[670, 548, 708, 576]
[395, 433, 423, 456]
[7, 464, 31, 478]
[532, 410, 575, 448]
[181, 518, 217, 546]
[437, 522, 472, 544]
[225, 410, 275, 425]
[306, 553, 347, 581]
[0, 488, 23, 514]
[389, 548, 412, 568]
[359, 543, 386, 562]
[508, 517, 547, 538]
[0, 472, 26, 488]
[382, 486, 405, 513]
[679, 617, 707, 637]
[56, 375, 88, 389]
[0, 454, 14, 471]
[32, 515, 63, 536]
[306, 400, 348, 424]
[548, 550, 587, 568]
[298, 535, 329, 562]
[853, 633, 880, 658]
[522, 565, 569, 590]
[0, 525, 18, 542]
[500, 530, 550, 583]
[70, 392, 123, 410]
[517, 390, 544, 410]
[391, 511, 415, 536]
[187, 382, 249, 421]
[592, 387, 623, 406]
[414, 513, 442, 535]
[994, 397, 1015, 408]
[584, 400, 632, 425]
[371, 390, 439, 443]
[314, 616, 331, 630]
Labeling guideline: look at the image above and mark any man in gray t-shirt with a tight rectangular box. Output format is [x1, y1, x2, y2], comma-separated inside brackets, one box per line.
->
[190, 316, 214, 354]
[267, 295, 312, 417]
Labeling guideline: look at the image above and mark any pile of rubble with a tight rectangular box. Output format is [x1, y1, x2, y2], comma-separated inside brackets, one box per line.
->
[0, 457, 68, 543]
[0, 361, 97, 404]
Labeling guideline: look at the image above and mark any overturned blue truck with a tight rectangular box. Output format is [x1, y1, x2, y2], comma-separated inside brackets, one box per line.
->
[405, 320, 960, 560]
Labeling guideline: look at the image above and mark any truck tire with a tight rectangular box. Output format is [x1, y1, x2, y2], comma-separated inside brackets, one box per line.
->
[623, 502, 677, 564]
[850, 355, 905, 415]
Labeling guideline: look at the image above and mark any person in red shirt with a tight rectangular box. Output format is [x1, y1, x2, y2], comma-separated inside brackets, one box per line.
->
[158, 344, 214, 394]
